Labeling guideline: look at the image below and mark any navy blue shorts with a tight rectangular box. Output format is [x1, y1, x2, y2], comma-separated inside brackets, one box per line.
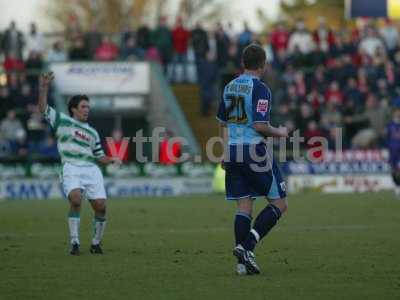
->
[224, 144, 287, 201]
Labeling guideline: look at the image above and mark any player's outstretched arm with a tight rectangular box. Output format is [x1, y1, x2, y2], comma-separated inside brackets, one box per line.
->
[38, 72, 55, 113]
[253, 122, 289, 138]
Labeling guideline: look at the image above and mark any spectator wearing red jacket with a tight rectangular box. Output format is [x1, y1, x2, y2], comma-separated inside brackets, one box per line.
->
[95, 36, 119, 61]
[3, 53, 24, 73]
[325, 81, 343, 105]
[171, 17, 190, 82]
[270, 22, 289, 53]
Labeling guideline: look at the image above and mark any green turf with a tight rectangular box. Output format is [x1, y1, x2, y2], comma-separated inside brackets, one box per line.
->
[1, 192, 400, 300]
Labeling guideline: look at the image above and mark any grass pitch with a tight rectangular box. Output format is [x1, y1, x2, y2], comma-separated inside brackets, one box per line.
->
[1, 192, 400, 300]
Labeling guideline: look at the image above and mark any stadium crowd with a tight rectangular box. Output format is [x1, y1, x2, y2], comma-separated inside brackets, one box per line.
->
[0, 17, 399, 160]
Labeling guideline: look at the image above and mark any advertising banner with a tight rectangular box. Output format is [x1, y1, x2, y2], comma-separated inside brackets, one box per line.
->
[0, 178, 213, 200]
[288, 174, 394, 193]
[50, 62, 150, 95]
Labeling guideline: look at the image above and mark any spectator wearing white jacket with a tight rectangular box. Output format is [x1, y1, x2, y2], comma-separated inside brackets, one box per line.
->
[25, 23, 45, 58]
[359, 27, 386, 58]
[287, 20, 315, 54]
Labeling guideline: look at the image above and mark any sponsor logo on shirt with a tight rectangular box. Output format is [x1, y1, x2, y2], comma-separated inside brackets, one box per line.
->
[256, 99, 269, 116]
[75, 131, 90, 142]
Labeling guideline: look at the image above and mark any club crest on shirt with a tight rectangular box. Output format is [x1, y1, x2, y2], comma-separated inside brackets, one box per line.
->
[256, 99, 269, 116]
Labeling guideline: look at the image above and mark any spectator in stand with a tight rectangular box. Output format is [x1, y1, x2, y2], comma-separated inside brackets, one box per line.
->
[197, 51, 218, 116]
[120, 36, 143, 60]
[69, 37, 89, 61]
[275, 103, 295, 133]
[144, 46, 162, 64]
[0, 86, 11, 119]
[26, 108, 46, 152]
[95, 36, 119, 61]
[10, 128, 28, 158]
[47, 41, 67, 62]
[191, 22, 209, 74]
[383, 61, 396, 88]
[25, 51, 43, 87]
[379, 19, 399, 56]
[151, 16, 173, 73]
[225, 22, 237, 42]
[236, 22, 253, 61]
[325, 81, 343, 105]
[25, 23, 44, 59]
[295, 103, 315, 134]
[121, 23, 136, 49]
[215, 22, 231, 69]
[311, 44, 327, 66]
[270, 21, 289, 54]
[359, 27, 385, 58]
[341, 54, 357, 80]
[320, 101, 342, 130]
[313, 17, 335, 53]
[376, 78, 392, 100]
[14, 82, 35, 111]
[304, 120, 324, 153]
[348, 94, 390, 148]
[283, 84, 303, 111]
[0, 137, 12, 158]
[307, 87, 324, 111]
[342, 97, 359, 146]
[1, 21, 25, 59]
[261, 33, 274, 64]
[344, 77, 363, 110]
[171, 17, 190, 82]
[136, 21, 151, 53]
[294, 71, 307, 98]
[38, 136, 59, 159]
[105, 129, 129, 162]
[287, 19, 315, 55]
[357, 68, 370, 95]
[84, 22, 103, 60]
[0, 110, 25, 143]
[7, 73, 20, 102]
[3, 52, 24, 73]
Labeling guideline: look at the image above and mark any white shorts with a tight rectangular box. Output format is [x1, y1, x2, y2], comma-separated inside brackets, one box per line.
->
[61, 163, 107, 200]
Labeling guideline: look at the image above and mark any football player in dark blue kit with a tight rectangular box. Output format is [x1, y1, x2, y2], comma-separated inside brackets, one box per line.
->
[387, 99, 400, 196]
[216, 44, 289, 275]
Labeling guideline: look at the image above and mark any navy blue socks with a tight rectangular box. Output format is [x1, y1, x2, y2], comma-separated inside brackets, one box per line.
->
[242, 204, 282, 252]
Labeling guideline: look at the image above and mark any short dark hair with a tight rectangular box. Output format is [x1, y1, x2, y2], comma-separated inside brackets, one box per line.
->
[68, 95, 89, 117]
[242, 44, 266, 70]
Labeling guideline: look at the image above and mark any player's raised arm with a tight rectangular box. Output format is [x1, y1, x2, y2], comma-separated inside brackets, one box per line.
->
[38, 72, 54, 113]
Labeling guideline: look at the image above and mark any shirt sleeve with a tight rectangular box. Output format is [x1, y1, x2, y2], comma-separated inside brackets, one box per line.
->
[93, 131, 105, 158]
[252, 83, 272, 123]
[216, 99, 227, 123]
[43, 105, 59, 128]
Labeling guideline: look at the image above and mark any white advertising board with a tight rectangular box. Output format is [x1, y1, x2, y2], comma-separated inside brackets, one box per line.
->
[50, 62, 150, 95]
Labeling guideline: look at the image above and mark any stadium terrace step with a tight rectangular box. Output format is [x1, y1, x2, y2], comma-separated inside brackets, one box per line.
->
[172, 84, 222, 159]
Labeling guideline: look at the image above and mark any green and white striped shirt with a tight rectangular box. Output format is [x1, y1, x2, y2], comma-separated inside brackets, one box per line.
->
[44, 105, 105, 166]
